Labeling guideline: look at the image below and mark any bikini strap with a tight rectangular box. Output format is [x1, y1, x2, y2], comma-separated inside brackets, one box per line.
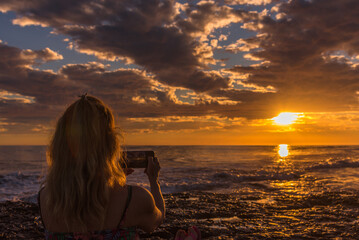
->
[119, 185, 132, 225]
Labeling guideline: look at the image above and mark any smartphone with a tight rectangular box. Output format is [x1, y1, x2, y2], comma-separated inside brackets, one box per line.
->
[123, 150, 155, 168]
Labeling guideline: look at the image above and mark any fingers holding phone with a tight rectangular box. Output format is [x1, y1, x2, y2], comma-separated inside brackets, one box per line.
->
[125, 151, 153, 168]
[122, 150, 160, 182]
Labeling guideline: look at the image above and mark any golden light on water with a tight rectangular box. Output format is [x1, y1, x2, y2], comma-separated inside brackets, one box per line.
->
[278, 144, 289, 158]
[272, 112, 301, 125]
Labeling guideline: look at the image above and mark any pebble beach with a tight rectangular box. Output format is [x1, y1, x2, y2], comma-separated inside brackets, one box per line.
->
[2, 191, 359, 239]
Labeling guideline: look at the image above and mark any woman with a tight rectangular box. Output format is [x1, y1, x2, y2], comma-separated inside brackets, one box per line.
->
[38, 94, 165, 239]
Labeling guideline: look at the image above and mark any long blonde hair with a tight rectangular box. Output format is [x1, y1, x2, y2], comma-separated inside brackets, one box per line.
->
[45, 95, 126, 231]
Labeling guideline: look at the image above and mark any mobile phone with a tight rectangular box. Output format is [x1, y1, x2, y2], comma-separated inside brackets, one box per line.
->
[123, 150, 155, 168]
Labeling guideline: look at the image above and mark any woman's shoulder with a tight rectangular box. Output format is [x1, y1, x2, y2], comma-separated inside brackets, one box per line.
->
[123, 185, 156, 214]
[130, 186, 154, 203]
[131, 185, 151, 196]
[111, 185, 150, 204]
[113, 185, 151, 197]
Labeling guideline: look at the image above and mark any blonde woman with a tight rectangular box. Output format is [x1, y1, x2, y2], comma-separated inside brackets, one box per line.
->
[38, 94, 165, 239]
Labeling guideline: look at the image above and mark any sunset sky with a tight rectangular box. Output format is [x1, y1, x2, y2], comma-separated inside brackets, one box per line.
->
[0, 0, 359, 145]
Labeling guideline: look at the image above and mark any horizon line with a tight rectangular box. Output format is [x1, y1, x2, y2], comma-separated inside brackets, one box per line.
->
[1, 144, 359, 147]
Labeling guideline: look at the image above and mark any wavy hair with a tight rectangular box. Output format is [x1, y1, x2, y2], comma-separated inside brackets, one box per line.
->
[45, 95, 126, 231]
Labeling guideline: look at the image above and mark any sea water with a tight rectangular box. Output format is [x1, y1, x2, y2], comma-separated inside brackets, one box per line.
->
[1, 145, 359, 202]
[2, 145, 359, 238]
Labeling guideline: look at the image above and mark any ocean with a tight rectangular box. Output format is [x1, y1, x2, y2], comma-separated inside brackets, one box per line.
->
[1, 145, 359, 238]
[2, 145, 359, 201]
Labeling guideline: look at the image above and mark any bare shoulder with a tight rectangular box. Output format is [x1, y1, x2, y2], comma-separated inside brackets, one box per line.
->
[130, 186, 156, 213]
[109, 185, 153, 216]
[131, 185, 152, 198]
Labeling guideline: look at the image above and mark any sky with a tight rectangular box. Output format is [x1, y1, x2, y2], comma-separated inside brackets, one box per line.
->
[0, 0, 359, 145]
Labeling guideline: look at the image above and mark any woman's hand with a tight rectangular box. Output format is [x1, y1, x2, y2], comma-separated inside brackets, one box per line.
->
[138, 156, 165, 232]
[144, 157, 161, 183]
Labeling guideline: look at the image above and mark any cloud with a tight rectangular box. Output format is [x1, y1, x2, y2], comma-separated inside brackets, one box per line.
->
[12, 16, 48, 27]
[1, 0, 359, 139]
[177, 1, 257, 39]
[0, 43, 253, 135]
[21, 48, 63, 62]
[120, 115, 245, 133]
[228, 0, 359, 113]
[0, 90, 35, 103]
[225, 38, 261, 53]
[0, 43, 69, 105]
[0, 0, 260, 92]
[225, 0, 274, 5]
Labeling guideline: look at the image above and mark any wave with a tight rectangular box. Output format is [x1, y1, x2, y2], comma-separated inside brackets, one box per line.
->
[0, 172, 41, 185]
[0, 172, 42, 202]
[2, 157, 359, 200]
[307, 158, 359, 171]
[212, 170, 301, 183]
[161, 181, 231, 193]
[209, 158, 359, 187]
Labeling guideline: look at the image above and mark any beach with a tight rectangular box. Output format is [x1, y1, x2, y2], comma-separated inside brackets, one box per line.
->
[2, 145, 359, 239]
[2, 191, 359, 239]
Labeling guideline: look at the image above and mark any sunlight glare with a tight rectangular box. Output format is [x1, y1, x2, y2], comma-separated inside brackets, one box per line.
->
[278, 144, 289, 158]
[272, 112, 300, 125]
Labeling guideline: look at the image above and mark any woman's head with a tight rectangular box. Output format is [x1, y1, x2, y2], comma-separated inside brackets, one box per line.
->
[45, 94, 126, 231]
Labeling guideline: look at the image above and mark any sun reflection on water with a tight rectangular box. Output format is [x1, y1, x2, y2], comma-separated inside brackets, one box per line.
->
[278, 144, 289, 158]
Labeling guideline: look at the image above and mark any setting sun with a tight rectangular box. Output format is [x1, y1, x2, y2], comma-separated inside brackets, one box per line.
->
[278, 144, 289, 158]
[272, 112, 301, 125]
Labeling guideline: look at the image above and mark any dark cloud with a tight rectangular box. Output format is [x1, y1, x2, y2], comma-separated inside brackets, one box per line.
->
[0, 43, 247, 134]
[229, 0, 359, 112]
[120, 117, 224, 134]
[59, 63, 151, 92]
[0, 43, 71, 104]
[0, 0, 259, 92]
[176, 1, 257, 35]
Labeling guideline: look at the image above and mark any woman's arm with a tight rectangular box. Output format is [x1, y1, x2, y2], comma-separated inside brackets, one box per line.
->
[147, 157, 165, 220]
[133, 186, 164, 233]
[149, 177, 165, 223]
[134, 157, 165, 233]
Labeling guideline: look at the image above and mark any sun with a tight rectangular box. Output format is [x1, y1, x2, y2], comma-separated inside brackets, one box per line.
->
[272, 112, 300, 125]
[278, 144, 289, 158]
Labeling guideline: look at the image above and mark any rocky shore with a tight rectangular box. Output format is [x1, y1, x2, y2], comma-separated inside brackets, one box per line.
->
[1, 192, 243, 239]
[2, 191, 359, 239]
